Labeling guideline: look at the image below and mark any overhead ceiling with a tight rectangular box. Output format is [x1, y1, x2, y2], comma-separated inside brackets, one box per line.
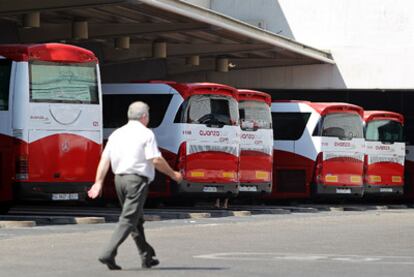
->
[0, 0, 334, 76]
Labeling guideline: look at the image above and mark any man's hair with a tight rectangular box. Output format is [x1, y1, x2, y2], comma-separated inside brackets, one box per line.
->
[128, 101, 149, 120]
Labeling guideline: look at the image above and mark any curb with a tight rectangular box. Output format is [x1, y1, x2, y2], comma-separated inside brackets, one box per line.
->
[342, 206, 368, 211]
[188, 212, 211, 219]
[329, 207, 345, 212]
[74, 217, 106, 224]
[231, 211, 251, 217]
[387, 205, 408, 209]
[0, 220, 36, 228]
[278, 207, 319, 213]
[144, 215, 162, 221]
[146, 212, 190, 220]
[373, 206, 389, 210]
[245, 208, 291, 215]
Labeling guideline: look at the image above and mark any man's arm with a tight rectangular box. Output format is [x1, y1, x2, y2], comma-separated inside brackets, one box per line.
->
[88, 156, 111, 199]
[152, 156, 183, 183]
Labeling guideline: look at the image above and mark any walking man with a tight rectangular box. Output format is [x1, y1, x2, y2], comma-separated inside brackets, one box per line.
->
[88, 101, 183, 270]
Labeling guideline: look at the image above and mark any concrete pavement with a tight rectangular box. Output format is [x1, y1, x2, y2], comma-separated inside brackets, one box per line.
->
[1, 209, 414, 277]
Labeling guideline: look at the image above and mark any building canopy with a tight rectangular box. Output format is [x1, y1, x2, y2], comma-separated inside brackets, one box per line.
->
[0, 0, 334, 75]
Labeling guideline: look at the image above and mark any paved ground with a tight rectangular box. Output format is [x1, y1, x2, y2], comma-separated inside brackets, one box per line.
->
[1, 209, 414, 277]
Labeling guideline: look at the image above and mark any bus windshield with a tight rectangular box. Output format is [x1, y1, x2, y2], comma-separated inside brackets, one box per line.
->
[239, 100, 271, 130]
[319, 113, 363, 139]
[365, 120, 404, 143]
[184, 94, 238, 126]
[30, 61, 98, 104]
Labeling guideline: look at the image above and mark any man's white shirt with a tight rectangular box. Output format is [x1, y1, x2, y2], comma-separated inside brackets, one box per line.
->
[102, 120, 161, 182]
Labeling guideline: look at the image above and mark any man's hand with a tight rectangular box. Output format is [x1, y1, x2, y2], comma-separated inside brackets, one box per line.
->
[172, 171, 183, 183]
[153, 157, 184, 183]
[88, 182, 103, 199]
[89, 156, 110, 199]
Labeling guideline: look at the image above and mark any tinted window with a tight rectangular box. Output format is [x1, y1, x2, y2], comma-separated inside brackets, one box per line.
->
[315, 113, 363, 139]
[30, 61, 98, 104]
[174, 103, 184, 123]
[365, 120, 404, 142]
[239, 100, 272, 130]
[0, 60, 11, 110]
[179, 94, 239, 126]
[272, 112, 311, 140]
[103, 94, 173, 128]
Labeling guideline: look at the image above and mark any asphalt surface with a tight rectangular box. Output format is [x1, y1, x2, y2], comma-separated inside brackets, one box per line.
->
[1, 209, 414, 277]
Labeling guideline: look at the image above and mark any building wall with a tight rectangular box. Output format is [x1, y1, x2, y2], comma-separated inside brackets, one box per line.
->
[176, 0, 414, 90]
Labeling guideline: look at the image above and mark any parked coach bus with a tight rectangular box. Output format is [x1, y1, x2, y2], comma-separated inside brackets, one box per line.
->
[238, 89, 273, 195]
[405, 144, 414, 200]
[269, 101, 365, 199]
[102, 82, 240, 199]
[364, 111, 405, 196]
[0, 43, 102, 203]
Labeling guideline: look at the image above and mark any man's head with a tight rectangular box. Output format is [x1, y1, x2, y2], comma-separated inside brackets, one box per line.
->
[128, 101, 150, 126]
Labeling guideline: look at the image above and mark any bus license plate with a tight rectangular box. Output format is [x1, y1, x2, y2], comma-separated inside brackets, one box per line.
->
[336, 188, 351, 194]
[380, 188, 393, 193]
[203, 186, 217, 193]
[240, 186, 257, 192]
[52, 193, 79, 201]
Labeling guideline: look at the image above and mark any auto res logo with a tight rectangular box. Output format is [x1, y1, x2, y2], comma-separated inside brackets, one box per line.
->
[199, 130, 220, 136]
[334, 142, 351, 147]
[241, 134, 255, 139]
[375, 145, 391, 151]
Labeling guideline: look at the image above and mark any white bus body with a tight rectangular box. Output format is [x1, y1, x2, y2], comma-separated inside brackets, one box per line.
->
[0, 43, 102, 202]
[102, 82, 240, 199]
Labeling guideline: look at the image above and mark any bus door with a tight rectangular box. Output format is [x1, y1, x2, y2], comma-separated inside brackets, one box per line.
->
[314, 112, 365, 196]
[0, 59, 13, 203]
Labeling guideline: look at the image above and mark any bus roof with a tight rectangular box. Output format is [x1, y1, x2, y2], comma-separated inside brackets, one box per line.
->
[272, 101, 363, 116]
[364, 110, 404, 124]
[0, 43, 97, 63]
[272, 100, 312, 104]
[238, 89, 271, 106]
[148, 81, 238, 100]
[307, 102, 364, 117]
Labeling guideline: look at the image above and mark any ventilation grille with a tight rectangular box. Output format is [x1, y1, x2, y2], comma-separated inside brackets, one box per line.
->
[187, 143, 239, 156]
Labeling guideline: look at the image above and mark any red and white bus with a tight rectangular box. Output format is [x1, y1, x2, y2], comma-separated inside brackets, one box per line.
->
[364, 111, 405, 195]
[102, 81, 240, 199]
[238, 89, 273, 195]
[405, 145, 414, 199]
[0, 43, 102, 203]
[269, 101, 365, 199]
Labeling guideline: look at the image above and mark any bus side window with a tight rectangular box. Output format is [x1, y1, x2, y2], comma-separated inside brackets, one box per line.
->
[174, 102, 186, 123]
[312, 120, 322, 136]
[0, 61, 11, 111]
[103, 94, 173, 128]
[272, 112, 311, 140]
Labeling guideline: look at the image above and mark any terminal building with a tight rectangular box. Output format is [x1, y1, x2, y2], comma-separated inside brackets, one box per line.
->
[0, 0, 412, 141]
[180, 0, 414, 144]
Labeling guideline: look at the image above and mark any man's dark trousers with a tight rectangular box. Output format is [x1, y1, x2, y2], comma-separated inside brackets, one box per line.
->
[100, 174, 155, 262]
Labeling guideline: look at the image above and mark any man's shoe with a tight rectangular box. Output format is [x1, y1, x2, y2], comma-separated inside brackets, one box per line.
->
[98, 257, 122, 270]
[142, 258, 160, 269]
